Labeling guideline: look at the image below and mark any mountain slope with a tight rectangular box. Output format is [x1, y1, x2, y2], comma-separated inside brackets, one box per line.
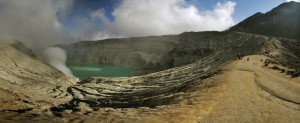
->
[56, 31, 300, 111]
[5, 54, 299, 123]
[230, 1, 300, 40]
[0, 38, 75, 111]
[0, 2, 299, 122]
[62, 31, 268, 75]
[63, 31, 300, 76]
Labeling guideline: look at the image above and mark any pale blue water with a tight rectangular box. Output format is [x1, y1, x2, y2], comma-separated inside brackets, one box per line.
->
[67, 63, 133, 80]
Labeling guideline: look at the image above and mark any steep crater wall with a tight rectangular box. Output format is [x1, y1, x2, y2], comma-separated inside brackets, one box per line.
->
[59, 32, 284, 109]
[62, 31, 270, 76]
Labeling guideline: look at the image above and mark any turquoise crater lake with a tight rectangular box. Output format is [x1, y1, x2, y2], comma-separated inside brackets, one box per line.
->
[67, 63, 133, 80]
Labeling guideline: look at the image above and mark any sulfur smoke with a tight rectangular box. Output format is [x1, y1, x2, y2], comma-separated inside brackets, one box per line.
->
[43, 47, 74, 77]
[0, 0, 76, 78]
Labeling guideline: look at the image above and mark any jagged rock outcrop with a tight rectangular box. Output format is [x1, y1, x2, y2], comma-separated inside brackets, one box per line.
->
[0, 38, 76, 111]
[229, 1, 300, 40]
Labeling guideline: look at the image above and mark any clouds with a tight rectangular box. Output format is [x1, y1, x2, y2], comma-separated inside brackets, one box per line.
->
[0, 0, 75, 77]
[0, 0, 236, 77]
[0, 0, 73, 54]
[85, 0, 236, 40]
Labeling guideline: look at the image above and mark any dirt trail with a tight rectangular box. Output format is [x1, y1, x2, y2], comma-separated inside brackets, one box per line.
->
[72, 55, 300, 123]
[201, 55, 300, 123]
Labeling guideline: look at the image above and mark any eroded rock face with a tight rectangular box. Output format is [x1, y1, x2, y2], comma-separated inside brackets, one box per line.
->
[56, 31, 300, 111]
[62, 31, 271, 75]
[61, 35, 178, 75]
[58, 32, 274, 110]
[0, 39, 76, 111]
[67, 61, 221, 109]
[64, 31, 296, 77]
[0, 30, 299, 122]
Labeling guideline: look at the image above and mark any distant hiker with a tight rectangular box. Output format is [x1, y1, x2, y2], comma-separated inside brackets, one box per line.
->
[236, 53, 242, 60]
[237, 53, 240, 60]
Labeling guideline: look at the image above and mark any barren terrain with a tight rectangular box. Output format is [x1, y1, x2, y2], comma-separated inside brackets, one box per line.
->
[0, 1, 300, 123]
[1, 55, 299, 123]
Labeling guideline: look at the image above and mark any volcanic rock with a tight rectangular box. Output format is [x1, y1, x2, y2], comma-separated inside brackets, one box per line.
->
[230, 1, 300, 40]
[0, 38, 75, 111]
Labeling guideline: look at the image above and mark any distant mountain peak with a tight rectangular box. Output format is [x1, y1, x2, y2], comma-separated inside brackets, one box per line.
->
[230, 2, 300, 40]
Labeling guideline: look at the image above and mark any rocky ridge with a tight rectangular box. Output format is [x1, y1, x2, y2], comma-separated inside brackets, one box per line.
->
[0, 2, 299, 122]
[230, 1, 300, 40]
[0, 30, 299, 122]
[56, 31, 300, 111]
[0, 38, 76, 112]
[63, 31, 300, 75]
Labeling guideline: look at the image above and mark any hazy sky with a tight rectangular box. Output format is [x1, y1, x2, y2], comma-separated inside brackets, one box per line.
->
[0, 0, 293, 44]
[61, 0, 289, 40]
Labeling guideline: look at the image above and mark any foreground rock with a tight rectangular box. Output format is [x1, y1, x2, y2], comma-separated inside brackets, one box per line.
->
[1, 55, 298, 123]
[60, 31, 300, 109]
[0, 38, 76, 111]
[0, 32, 299, 122]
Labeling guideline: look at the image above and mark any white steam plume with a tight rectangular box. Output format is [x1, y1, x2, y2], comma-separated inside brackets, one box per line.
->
[43, 47, 74, 77]
[0, 0, 75, 78]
